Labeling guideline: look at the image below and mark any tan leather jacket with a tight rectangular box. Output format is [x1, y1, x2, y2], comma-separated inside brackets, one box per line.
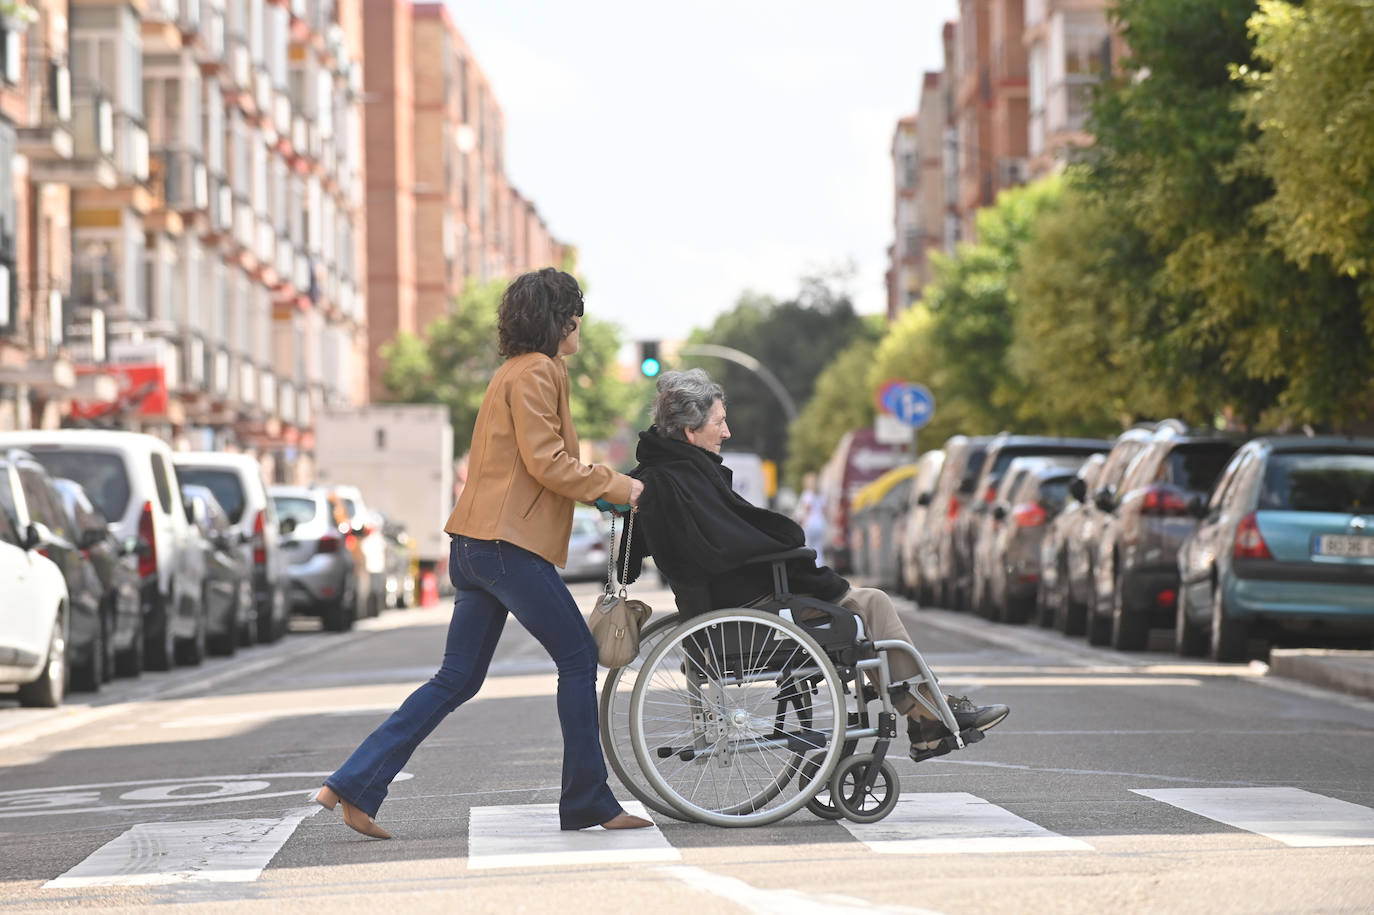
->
[444, 352, 633, 567]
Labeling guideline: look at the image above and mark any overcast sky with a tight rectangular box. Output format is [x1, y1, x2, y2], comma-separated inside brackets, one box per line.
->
[447, 1, 957, 342]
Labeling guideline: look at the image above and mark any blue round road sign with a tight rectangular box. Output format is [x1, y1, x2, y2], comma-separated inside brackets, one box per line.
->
[881, 382, 935, 428]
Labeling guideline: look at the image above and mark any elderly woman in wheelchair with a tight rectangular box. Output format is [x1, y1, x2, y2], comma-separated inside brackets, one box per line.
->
[599, 368, 1007, 826]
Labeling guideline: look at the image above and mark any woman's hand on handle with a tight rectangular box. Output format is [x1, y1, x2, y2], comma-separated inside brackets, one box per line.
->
[628, 478, 644, 509]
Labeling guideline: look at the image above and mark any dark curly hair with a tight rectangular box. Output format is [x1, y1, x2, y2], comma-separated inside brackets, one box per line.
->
[497, 268, 585, 358]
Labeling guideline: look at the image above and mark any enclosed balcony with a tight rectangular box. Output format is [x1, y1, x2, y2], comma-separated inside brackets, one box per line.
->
[16, 54, 74, 163]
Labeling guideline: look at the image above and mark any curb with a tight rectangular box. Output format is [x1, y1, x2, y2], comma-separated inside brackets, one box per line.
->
[1267, 649, 1374, 702]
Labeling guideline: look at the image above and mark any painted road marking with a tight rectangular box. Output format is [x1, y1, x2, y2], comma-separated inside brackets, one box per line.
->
[467, 801, 678, 869]
[43, 806, 320, 887]
[1132, 787, 1374, 847]
[0, 772, 412, 818]
[658, 865, 945, 915]
[840, 793, 1094, 854]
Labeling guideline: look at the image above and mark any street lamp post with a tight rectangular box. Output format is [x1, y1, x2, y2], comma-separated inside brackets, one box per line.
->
[677, 343, 798, 424]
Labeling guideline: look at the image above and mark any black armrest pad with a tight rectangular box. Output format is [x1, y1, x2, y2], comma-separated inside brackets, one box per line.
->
[741, 548, 816, 567]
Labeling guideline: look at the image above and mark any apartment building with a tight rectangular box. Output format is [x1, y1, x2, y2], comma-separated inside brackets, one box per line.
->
[886, 69, 947, 319]
[0, 0, 368, 481]
[0, 0, 79, 431]
[1024, 0, 1114, 178]
[952, 0, 1030, 242]
[363, 0, 566, 401]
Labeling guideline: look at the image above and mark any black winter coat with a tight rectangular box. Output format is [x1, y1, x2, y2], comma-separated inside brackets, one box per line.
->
[619, 428, 848, 616]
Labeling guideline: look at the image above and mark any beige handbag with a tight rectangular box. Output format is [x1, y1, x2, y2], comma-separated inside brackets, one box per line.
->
[588, 509, 652, 669]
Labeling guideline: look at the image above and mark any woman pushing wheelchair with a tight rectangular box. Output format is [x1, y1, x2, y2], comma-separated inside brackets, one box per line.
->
[617, 368, 1009, 762]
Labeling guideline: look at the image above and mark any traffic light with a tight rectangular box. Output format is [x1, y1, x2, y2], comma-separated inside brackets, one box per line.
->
[638, 340, 661, 378]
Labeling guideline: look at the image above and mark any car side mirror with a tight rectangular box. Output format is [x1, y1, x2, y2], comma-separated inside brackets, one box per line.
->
[992, 505, 1007, 522]
[1093, 487, 1116, 512]
[1186, 494, 1209, 519]
[239, 530, 253, 545]
[280, 517, 297, 536]
[1069, 478, 1087, 502]
[916, 491, 932, 506]
[79, 527, 105, 550]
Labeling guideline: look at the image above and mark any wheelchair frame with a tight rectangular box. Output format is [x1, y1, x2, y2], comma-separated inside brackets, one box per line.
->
[598, 547, 968, 827]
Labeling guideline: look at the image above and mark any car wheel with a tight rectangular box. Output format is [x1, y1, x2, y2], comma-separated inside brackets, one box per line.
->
[70, 610, 106, 693]
[17, 616, 66, 708]
[238, 584, 258, 647]
[115, 605, 144, 678]
[176, 591, 207, 666]
[145, 591, 177, 672]
[1174, 585, 1207, 657]
[1110, 571, 1149, 651]
[1085, 566, 1112, 646]
[259, 585, 287, 643]
[322, 580, 356, 632]
[1209, 582, 1249, 662]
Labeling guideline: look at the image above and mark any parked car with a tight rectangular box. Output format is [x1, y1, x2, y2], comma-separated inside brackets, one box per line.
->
[851, 463, 917, 590]
[0, 491, 69, 707]
[925, 435, 994, 608]
[379, 513, 418, 608]
[1176, 436, 1374, 661]
[951, 434, 1112, 612]
[2, 450, 107, 690]
[897, 449, 946, 602]
[1086, 425, 1241, 649]
[561, 505, 611, 583]
[324, 484, 387, 619]
[53, 479, 144, 679]
[173, 452, 289, 643]
[973, 457, 1083, 622]
[181, 484, 253, 657]
[0, 431, 205, 671]
[1055, 426, 1156, 635]
[270, 485, 359, 632]
[1036, 452, 1106, 628]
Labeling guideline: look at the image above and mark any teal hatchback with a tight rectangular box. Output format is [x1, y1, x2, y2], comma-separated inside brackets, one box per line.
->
[1175, 436, 1374, 661]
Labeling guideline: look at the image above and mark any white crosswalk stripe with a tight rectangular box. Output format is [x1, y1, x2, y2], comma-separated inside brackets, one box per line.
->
[43, 805, 320, 888]
[839, 792, 1094, 854]
[466, 801, 679, 869]
[1131, 787, 1374, 848]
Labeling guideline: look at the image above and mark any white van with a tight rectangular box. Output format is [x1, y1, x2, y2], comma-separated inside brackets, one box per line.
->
[0, 431, 206, 670]
[720, 451, 769, 508]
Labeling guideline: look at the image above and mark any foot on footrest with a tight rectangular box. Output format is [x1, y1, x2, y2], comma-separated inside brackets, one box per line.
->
[907, 726, 986, 763]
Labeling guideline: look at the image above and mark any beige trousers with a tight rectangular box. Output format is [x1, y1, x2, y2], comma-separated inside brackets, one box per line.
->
[833, 586, 921, 688]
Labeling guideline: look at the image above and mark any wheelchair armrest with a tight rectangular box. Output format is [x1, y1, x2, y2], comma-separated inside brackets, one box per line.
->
[740, 547, 816, 568]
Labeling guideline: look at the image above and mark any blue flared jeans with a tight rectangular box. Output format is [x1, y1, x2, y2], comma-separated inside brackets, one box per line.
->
[324, 535, 621, 830]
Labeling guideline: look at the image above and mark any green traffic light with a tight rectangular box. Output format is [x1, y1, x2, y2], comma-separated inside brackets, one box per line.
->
[640, 357, 661, 377]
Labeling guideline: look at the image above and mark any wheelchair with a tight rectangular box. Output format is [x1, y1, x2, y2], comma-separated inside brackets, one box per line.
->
[598, 548, 974, 827]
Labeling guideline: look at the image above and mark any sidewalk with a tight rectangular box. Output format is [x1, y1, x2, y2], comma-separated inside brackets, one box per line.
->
[1267, 649, 1374, 702]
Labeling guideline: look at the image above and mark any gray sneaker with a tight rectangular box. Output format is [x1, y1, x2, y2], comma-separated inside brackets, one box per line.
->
[907, 696, 1009, 761]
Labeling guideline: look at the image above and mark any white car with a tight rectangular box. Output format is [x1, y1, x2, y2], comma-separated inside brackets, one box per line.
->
[174, 453, 289, 643]
[0, 482, 70, 707]
[0, 431, 206, 671]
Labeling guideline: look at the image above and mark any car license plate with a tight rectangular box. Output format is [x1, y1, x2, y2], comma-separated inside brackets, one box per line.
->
[1314, 534, 1374, 558]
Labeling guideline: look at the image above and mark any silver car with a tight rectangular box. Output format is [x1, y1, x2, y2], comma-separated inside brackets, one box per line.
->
[268, 485, 358, 632]
[561, 506, 610, 583]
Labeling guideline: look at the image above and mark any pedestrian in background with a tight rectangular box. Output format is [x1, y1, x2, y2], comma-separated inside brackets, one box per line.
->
[796, 471, 828, 566]
[314, 268, 651, 838]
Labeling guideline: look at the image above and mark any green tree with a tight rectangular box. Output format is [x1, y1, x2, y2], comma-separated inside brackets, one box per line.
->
[1087, 0, 1368, 428]
[379, 279, 639, 456]
[1238, 0, 1374, 285]
[680, 270, 871, 467]
[784, 327, 884, 485]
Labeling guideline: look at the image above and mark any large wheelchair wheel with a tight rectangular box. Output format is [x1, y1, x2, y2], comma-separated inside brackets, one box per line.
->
[629, 608, 846, 827]
[598, 612, 687, 821]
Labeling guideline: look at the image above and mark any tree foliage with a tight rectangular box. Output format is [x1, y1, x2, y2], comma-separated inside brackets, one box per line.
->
[379, 279, 640, 456]
[681, 270, 871, 467]
[784, 326, 883, 486]
[1239, 0, 1374, 285]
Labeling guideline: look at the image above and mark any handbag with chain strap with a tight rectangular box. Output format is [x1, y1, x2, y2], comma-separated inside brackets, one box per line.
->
[587, 509, 652, 669]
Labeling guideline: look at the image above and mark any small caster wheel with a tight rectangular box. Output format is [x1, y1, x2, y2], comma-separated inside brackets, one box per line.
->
[830, 753, 900, 824]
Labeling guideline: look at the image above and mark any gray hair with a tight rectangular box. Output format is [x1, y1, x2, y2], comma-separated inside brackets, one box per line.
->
[653, 369, 725, 441]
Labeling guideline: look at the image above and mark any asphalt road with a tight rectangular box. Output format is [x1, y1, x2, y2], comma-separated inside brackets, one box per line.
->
[1, 582, 1372, 914]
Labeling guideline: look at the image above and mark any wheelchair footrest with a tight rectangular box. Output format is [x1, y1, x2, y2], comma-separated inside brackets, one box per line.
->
[908, 725, 985, 764]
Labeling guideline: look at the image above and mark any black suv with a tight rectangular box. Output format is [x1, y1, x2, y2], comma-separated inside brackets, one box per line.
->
[1086, 422, 1242, 649]
[951, 434, 1113, 613]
